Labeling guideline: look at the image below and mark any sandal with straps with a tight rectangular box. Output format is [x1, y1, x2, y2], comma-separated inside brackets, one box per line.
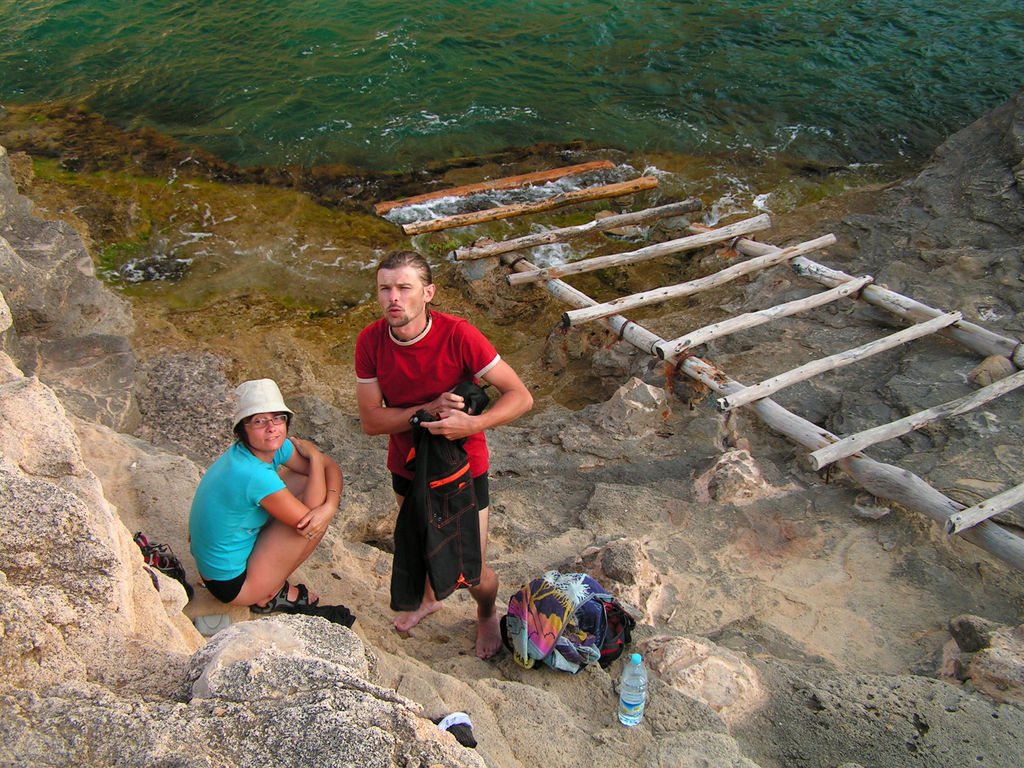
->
[134, 531, 194, 600]
[250, 581, 320, 614]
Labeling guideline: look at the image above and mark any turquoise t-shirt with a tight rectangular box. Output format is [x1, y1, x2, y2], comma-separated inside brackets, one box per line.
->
[188, 439, 295, 580]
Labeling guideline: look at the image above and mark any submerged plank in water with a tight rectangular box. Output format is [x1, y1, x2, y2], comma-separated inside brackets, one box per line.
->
[373, 160, 615, 215]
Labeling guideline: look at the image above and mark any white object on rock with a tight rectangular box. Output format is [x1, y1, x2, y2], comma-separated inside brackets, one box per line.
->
[194, 614, 232, 637]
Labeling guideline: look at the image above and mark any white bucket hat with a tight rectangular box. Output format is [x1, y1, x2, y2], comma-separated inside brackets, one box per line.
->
[232, 379, 294, 429]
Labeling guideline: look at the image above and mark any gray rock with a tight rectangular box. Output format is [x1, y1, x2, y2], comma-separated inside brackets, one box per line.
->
[0, 374, 202, 698]
[735, 663, 1024, 768]
[72, 416, 203, 588]
[0, 290, 10, 334]
[2, 674, 484, 768]
[595, 376, 671, 439]
[0, 145, 137, 432]
[949, 614, 1001, 653]
[186, 615, 372, 701]
[133, 351, 235, 466]
[31, 333, 139, 430]
[0, 151, 132, 340]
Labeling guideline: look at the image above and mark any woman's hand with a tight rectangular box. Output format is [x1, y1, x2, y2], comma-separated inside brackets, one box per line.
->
[295, 500, 336, 541]
[289, 437, 322, 461]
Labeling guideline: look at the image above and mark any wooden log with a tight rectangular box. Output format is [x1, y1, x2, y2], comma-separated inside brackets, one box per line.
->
[454, 199, 702, 260]
[503, 256, 663, 354]
[808, 368, 1024, 471]
[946, 481, 1024, 534]
[401, 176, 659, 236]
[507, 214, 771, 286]
[717, 311, 962, 411]
[655, 275, 874, 360]
[699, 230, 1024, 368]
[561, 233, 836, 326]
[374, 160, 615, 215]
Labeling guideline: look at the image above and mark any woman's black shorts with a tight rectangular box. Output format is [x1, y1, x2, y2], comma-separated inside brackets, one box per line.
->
[202, 570, 247, 603]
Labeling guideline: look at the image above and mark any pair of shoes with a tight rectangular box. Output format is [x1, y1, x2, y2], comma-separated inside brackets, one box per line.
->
[250, 581, 319, 614]
[134, 531, 195, 600]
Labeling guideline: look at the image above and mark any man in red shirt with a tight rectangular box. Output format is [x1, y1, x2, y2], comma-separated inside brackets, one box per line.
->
[355, 250, 533, 659]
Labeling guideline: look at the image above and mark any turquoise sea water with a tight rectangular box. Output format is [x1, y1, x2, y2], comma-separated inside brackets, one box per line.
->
[1, 1, 1022, 172]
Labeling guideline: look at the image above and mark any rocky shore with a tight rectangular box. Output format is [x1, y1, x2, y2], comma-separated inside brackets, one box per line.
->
[2, 92, 1024, 767]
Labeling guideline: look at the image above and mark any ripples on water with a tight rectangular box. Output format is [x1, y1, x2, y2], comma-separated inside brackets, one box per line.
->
[3, 0, 1023, 171]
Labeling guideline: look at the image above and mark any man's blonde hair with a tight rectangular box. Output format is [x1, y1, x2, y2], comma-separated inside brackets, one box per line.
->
[377, 250, 432, 286]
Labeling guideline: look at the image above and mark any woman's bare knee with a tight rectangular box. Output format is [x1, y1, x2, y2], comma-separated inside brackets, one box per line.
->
[280, 467, 308, 498]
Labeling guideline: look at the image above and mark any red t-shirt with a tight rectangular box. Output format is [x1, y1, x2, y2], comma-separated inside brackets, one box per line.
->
[355, 311, 500, 479]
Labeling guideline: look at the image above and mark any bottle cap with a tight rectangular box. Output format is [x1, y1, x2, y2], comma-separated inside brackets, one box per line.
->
[631, 652, 641, 664]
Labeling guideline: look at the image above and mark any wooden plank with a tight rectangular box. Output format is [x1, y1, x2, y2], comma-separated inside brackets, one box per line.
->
[561, 234, 836, 326]
[374, 160, 615, 215]
[808, 368, 1024, 470]
[454, 199, 702, 260]
[696, 229, 1024, 368]
[655, 275, 874, 360]
[507, 214, 771, 285]
[946, 481, 1024, 534]
[717, 311, 962, 411]
[401, 176, 659, 235]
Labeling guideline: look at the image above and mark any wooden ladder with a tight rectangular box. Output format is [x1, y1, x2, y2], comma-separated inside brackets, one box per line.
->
[381, 174, 1024, 570]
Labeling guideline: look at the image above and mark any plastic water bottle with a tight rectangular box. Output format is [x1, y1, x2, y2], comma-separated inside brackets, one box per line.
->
[618, 652, 647, 726]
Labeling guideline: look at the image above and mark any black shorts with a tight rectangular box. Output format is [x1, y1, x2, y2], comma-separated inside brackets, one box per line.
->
[392, 470, 490, 509]
[203, 571, 247, 603]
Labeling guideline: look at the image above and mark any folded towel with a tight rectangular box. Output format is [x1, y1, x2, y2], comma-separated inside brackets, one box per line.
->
[290, 602, 356, 628]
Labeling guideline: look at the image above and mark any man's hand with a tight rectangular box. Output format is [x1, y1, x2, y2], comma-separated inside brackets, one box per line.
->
[422, 410, 478, 441]
[423, 390, 466, 418]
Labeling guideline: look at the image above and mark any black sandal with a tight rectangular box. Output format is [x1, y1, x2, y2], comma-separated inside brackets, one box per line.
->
[250, 581, 319, 614]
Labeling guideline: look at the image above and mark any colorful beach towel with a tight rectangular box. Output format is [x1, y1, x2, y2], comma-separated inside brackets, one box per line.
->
[502, 571, 634, 673]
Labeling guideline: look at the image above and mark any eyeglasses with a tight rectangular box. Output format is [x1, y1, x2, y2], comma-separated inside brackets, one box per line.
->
[246, 414, 288, 428]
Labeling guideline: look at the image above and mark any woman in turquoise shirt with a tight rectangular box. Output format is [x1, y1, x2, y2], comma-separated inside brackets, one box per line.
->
[189, 379, 343, 612]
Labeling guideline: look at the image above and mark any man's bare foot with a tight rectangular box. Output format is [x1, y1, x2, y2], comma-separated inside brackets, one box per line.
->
[476, 612, 502, 659]
[394, 599, 443, 632]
